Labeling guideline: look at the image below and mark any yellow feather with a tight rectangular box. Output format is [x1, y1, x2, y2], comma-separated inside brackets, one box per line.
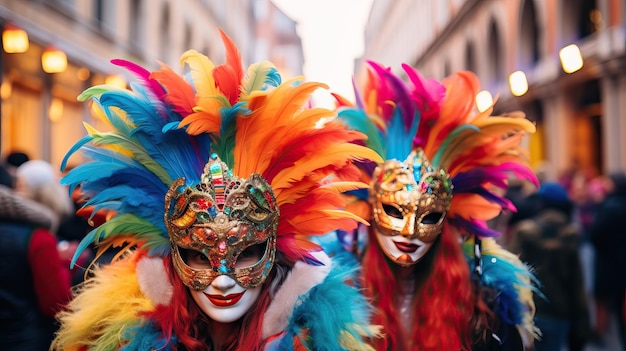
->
[52, 254, 155, 350]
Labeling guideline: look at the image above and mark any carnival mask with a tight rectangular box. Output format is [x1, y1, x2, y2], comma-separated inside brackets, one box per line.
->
[369, 148, 453, 266]
[165, 154, 279, 291]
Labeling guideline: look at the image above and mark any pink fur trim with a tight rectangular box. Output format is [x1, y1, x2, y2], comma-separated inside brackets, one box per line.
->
[136, 257, 174, 306]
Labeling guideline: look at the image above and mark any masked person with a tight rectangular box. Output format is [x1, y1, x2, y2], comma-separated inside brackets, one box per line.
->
[333, 62, 539, 350]
[51, 31, 381, 351]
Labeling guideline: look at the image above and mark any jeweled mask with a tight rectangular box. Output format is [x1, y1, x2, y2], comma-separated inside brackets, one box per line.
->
[369, 148, 453, 265]
[165, 154, 279, 291]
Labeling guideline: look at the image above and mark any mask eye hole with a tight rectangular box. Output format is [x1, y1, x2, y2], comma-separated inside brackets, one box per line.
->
[382, 204, 403, 219]
[235, 241, 266, 268]
[180, 248, 212, 269]
[422, 212, 444, 225]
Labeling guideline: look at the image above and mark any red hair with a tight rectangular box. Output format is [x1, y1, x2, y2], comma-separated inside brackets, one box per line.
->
[147, 256, 275, 351]
[362, 223, 477, 350]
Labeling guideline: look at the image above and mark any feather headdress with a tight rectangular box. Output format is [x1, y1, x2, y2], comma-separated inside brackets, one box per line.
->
[335, 61, 539, 347]
[63, 30, 382, 269]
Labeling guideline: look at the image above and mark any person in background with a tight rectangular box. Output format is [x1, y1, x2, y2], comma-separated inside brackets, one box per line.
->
[15, 159, 91, 284]
[590, 171, 626, 349]
[51, 30, 380, 350]
[512, 182, 590, 351]
[0, 164, 73, 350]
[15, 160, 74, 234]
[333, 63, 538, 350]
[4, 151, 30, 182]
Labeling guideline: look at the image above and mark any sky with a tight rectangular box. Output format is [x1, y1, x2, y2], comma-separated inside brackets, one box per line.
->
[271, 0, 374, 108]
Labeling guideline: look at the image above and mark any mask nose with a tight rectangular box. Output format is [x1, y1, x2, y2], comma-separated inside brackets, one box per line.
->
[401, 213, 416, 238]
[211, 275, 237, 291]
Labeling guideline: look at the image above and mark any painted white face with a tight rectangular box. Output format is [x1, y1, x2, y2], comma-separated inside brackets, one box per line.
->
[190, 275, 261, 323]
[375, 233, 433, 266]
[369, 149, 453, 267]
[185, 243, 263, 323]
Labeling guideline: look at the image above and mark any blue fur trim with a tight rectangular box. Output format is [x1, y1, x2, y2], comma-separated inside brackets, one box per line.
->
[471, 252, 537, 326]
[120, 321, 178, 350]
[279, 258, 373, 350]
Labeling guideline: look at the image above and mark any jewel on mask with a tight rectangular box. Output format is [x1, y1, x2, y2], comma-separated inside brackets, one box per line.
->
[370, 148, 453, 244]
[165, 155, 279, 290]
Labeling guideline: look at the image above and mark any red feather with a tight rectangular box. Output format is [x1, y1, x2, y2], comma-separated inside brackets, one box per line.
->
[213, 30, 243, 106]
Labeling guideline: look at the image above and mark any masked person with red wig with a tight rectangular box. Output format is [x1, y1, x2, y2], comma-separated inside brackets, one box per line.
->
[332, 62, 539, 350]
[51, 31, 382, 351]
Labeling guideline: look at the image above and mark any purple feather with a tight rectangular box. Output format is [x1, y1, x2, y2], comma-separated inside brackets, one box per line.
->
[453, 168, 508, 192]
[451, 216, 501, 238]
[352, 76, 364, 110]
[382, 69, 415, 133]
[402, 63, 445, 119]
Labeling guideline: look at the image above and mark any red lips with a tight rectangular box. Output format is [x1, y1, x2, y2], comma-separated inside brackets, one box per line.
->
[393, 241, 419, 253]
[206, 291, 245, 307]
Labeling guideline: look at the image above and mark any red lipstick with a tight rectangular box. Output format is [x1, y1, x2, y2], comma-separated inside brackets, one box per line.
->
[393, 241, 419, 253]
[206, 291, 245, 307]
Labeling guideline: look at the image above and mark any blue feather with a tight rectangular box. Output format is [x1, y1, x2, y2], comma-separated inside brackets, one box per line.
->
[468, 250, 537, 326]
[385, 108, 419, 161]
[214, 102, 249, 167]
[336, 108, 385, 158]
[60, 134, 94, 172]
[281, 258, 374, 350]
[121, 321, 177, 350]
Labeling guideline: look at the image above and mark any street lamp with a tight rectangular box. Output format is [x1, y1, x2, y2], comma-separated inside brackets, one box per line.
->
[42, 47, 67, 73]
[475, 90, 493, 113]
[559, 44, 583, 74]
[2, 25, 29, 54]
[509, 71, 528, 97]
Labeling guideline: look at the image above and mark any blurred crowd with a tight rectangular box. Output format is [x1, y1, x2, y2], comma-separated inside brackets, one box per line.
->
[497, 166, 626, 351]
[0, 151, 96, 350]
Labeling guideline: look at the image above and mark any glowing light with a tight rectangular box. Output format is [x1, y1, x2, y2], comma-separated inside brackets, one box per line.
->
[2, 25, 29, 53]
[49, 98, 64, 122]
[42, 48, 67, 73]
[475, 90, 493, 113]
[1, 79, 12, 100]
[77, 67, 91, 81]
[509, 71, 528, 97]
[105, 74, 127, 89]
[559, 44, 583, 74]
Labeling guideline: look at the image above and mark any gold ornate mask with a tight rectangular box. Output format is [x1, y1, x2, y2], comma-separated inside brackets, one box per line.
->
[165, 154, 279, 290]
[369, 149, 453, 265]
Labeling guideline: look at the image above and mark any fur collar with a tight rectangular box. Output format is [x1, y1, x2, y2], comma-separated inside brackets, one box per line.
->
[262, 251, 331, 339]
[135, 251, 332, 339]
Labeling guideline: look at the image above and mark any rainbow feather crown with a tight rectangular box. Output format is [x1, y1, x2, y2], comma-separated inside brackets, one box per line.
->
[337, 61, 538, 239]
[369, 148, 453, 244]
[63, 30, 382, 268]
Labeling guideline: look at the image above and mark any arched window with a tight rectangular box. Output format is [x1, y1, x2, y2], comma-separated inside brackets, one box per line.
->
[159, 4, 171, 64]
[129, 0, 144, 54]
[487, 19, 503, 83]
[465, 41, 476, 74]
[519, 0, 540, 68]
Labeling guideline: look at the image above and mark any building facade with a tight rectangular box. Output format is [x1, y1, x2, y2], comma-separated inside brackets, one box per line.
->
[359, 0, 626, 180]
[0, 0, 301, 170]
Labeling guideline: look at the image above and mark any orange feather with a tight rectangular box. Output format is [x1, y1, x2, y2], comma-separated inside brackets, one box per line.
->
[150, 63, 196, 116]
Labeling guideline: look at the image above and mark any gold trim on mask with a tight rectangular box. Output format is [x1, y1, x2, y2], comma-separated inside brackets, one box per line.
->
[370, 148, 453, 244]
[164, 154, 279, 290]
